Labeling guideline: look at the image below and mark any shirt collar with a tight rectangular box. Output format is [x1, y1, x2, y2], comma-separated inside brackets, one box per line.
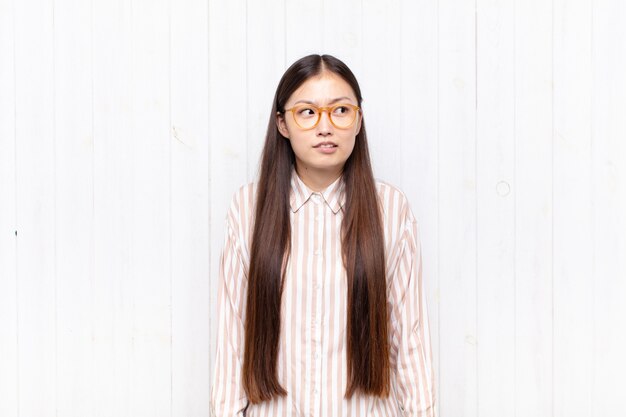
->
[289, 166, 346, 214]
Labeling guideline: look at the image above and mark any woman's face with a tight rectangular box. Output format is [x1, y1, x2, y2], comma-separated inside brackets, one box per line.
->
[277, 71, 362, 177]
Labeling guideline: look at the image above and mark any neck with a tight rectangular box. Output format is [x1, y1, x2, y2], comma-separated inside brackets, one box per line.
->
[295, 164, 343, 192]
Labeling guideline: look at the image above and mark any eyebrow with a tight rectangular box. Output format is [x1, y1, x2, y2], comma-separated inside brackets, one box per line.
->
[292, 96, 354, 106]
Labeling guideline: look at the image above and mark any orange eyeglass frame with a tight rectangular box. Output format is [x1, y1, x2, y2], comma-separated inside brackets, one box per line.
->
[282, 103, 361, 130]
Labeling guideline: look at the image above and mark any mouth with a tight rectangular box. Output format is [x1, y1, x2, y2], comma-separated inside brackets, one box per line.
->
[313, 141, 338, 148]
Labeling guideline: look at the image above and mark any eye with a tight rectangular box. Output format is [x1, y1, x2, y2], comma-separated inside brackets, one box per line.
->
[297, 107, 317, 117]
[333, 105, 351, 115]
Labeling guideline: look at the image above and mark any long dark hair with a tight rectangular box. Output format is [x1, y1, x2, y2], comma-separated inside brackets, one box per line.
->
[242, 54, 389, 404]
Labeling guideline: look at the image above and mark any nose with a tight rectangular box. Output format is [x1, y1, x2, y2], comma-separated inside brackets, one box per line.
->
[316, 110, 333, 136]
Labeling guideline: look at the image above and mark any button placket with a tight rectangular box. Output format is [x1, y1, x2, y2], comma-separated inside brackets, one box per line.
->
[311, 194, 325, 417]
[307, 193, 317, 417]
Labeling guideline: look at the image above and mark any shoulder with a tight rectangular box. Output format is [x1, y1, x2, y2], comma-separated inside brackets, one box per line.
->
[374, 178, 416, 227]
[227, 181, 258, 216]
[374, 177, 407, 204]
[374, 178, 421, 260]
[225, 181, 258, 240]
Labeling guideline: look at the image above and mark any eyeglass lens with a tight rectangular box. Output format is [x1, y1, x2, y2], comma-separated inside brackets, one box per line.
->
[293, 105, 357, 129]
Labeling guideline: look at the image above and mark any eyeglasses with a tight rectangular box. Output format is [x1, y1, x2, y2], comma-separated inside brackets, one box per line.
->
[283, 103, 361, 130]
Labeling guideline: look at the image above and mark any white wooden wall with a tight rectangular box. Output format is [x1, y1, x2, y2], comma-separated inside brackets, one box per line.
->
[1, 0, 625, 416]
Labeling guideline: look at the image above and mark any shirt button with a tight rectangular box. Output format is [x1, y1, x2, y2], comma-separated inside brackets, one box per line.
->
[313, 388, 318, 394]
[314, 249, 321, 256]
[314, 352, 319, 359]
[315, 215, 321, 222]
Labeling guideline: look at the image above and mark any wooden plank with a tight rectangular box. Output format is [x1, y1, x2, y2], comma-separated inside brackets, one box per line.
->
[553, 0, 594, 416]
[514, 0, 554, 416]
[53, 0, 95, 414]
[321, 0, 362, 74]
[246, 0, 285, 180]
[591, 0, 626, 415]
[92, 0, 134, 415]
[14, 0, 56, 415]
[208, 0, 248, 390]
[92, 1, 134, 415]
[475, 0, 516, 416]
[437, 1, 477, 416]
[361, 0, 402, 183]
[170, 0, 211, 415]
[284, 0, 323, 64]
[129, 0, 172, 415]
[0, 0, 18, 415]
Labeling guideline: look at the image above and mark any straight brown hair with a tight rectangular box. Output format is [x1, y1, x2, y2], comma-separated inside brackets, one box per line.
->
[242, 54, 389, 404]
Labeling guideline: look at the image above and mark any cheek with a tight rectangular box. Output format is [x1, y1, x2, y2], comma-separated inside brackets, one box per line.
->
[346, 139, 357, 154]
[345, 132, 357, 147]
[289, 135, 310, 153]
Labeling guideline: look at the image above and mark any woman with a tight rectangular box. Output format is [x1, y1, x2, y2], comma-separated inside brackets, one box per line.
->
[210, 54, 436, 417]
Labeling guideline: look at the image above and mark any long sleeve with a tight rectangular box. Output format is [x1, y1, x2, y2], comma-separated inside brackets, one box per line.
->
[210, 214, 250, 417]
[210, 176, 431, 416]
[387, 210, 436, 417]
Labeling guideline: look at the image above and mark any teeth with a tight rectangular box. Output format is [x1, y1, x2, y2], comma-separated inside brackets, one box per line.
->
[320, 144, 335, 148]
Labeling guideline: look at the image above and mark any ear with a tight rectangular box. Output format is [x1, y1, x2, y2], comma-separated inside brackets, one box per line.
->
[355, 109, 363, 136]
[276, 112, 290, 139]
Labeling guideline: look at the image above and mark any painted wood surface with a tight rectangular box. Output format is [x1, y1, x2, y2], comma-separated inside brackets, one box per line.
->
[0, 0, 625, 416]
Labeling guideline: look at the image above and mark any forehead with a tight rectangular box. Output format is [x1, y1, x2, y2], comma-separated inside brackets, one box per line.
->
[287, 71, 357, 105]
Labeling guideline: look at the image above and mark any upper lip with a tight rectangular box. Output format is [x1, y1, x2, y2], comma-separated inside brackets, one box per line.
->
[313, 141, 337, 148]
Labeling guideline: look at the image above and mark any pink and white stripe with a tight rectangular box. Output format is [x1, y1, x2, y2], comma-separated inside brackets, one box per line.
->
[210, 166, 436, 417]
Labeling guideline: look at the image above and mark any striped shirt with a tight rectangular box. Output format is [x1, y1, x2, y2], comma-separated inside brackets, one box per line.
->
[210, 166, 436, 417]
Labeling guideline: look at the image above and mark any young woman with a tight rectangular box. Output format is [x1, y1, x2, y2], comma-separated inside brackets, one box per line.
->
[210, 54, 435, 417]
